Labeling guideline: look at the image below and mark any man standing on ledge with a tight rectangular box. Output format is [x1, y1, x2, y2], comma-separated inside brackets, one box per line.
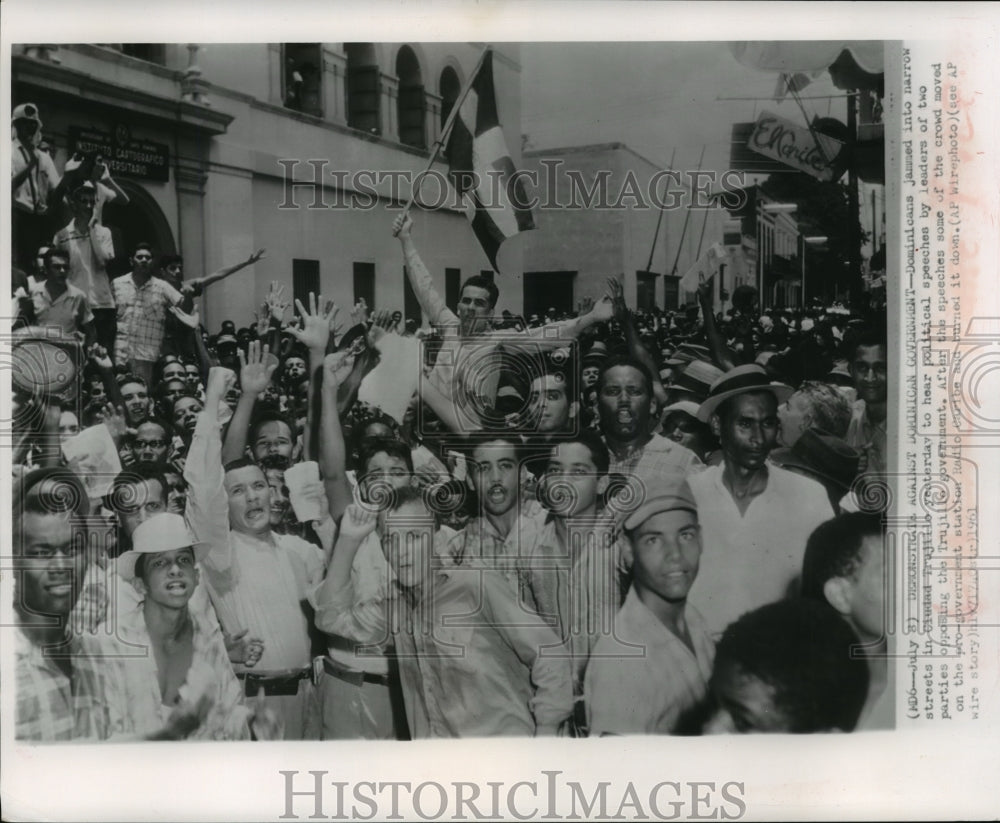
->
[392, 212, 614, 427]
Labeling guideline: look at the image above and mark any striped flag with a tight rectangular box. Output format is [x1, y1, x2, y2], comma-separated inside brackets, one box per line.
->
[445, 49, 535, 272]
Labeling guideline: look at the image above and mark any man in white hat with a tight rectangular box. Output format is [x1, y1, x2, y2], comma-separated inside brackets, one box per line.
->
[11, 103, 62, 269]
[183, 367, 329, 739]
[687, 364, 834, 637]
[85, 513, 279, 740]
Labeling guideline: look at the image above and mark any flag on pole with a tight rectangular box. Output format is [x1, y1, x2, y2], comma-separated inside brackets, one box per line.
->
[679, 243, 729, 292]
[445, 49, 535, 271]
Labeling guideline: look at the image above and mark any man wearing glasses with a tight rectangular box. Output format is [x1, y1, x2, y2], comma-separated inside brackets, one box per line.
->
[112, 242, 185, 384]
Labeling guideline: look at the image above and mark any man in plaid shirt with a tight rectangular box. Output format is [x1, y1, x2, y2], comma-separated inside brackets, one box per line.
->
[112, 243, 185, 384]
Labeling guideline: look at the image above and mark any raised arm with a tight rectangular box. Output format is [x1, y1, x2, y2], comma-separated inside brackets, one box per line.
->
[609, 277, 670, 408]
[501, 287, 615, 352]
[222, 341, 276, 464]
[319, 350, 354, 521]
[285, 292, 336, 462]
[313, 504, 390, 646]
[697, 276, 738, 371]
[187, 248, 266, 292]
[184, 366, 237, 569]
[393, 213, 458, 327]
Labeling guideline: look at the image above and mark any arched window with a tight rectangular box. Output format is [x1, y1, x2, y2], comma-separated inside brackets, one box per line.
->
[439, 65, 462, 130]
[283, 44, 322, 116]
[345, 43, 381, 134]
[396, 46, 425, 149]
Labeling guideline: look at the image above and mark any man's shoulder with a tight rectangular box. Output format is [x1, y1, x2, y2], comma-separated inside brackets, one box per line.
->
[766, 463, 832, 507]
[112, 273, 132, 285]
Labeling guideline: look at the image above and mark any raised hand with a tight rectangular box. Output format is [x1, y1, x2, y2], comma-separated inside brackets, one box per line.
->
[253, 302, 271, 337]
[287, 292, 335, 352]
[696, 273, 714, 307]
[392, 213, 413, 238]
[322, 298, 342, 336]
[368, 309, 395, 343]
[578, 296, 595, 316]
[587, 293, 615, 324]
[238, 340, 278, 396]
[339, 503, 379, 542]
[265, 281, 289, 321]
[350, 299, 369, 329]
[606, 276, 628, 322]
[206, 366, 237, 402]
[246, 248, 267, 266]
[88, 343, 113, 370]
[101, 403, 127, 443]
[323, 349, 355, 389]
[169, 305, 201, 329]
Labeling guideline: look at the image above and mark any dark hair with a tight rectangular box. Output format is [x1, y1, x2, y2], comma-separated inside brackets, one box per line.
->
[459, 275, 499, 310]
[136, 416, 175, 441]
[105, 463, 169, 513]
[712, 598, 869, 733]
[14, 468, 90, 555]
[133, 241, 155, 257]
[358, 437, 414, 477]
[160, 254, 183, 268]
[530, 364, 577, 408]
[386, 483, 429, 513]
[596, 355, 655, 396]
[849, 327, 888, 360]
[223, 456, 263, 475]
[118, 374, 148, 394]
[171, 391, 203, 411]
[554, 429, 610, 475]
[713, 389, 779, 427]
[43, 247, 70, 267]
[801, 512, 884, 601]
[248, 410, 295, 446]
[467, 433, 523, 459]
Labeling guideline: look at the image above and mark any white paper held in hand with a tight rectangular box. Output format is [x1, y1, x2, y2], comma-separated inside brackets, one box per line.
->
[283, 460, 322, 522]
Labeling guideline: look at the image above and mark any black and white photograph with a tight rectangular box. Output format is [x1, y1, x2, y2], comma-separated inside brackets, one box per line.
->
[3, 2, 998, 821]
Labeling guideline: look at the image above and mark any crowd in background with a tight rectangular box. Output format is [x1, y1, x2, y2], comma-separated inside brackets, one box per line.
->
[13, 100, 891, 742]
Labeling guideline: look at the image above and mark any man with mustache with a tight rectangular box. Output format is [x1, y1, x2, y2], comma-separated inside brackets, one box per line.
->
[687, 365, 835, 637]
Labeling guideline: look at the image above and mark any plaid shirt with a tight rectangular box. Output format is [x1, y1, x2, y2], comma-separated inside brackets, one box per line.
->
[15, 626, 108, 741]
[112, 273, 182, 364]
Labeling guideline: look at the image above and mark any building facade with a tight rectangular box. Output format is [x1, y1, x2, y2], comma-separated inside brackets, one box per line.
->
[521, 142, 728, 315]
[12, 42, 525, 329]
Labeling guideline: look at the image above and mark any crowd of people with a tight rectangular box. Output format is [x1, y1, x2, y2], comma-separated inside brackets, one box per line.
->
[13, 100, 892, 742]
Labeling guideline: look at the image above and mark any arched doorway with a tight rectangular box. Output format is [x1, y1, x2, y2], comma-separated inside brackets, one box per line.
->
[101, 181, 175, 277]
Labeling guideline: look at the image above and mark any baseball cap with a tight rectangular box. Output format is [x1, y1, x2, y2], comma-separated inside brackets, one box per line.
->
[12, 103, 42, 125]
[622, 474, 698, 531]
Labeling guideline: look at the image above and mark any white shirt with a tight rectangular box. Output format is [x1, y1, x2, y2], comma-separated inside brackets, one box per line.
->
[183, 413, 325, 672]
[687, 461, 835, 637]
[12, 138, 60, 214]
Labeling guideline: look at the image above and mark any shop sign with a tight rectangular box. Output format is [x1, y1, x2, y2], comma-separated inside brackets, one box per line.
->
[69, 124, 170, 182]
[747, 111, 844, 182]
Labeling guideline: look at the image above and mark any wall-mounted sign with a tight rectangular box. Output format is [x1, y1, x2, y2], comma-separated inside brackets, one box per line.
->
[747, 111, 844, 182]
[68, 125, 170, 182]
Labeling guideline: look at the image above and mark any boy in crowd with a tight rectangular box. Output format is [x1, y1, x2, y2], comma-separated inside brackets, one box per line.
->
[801, 512, 892, 730]
[86, 513, 278, 740]
[517, 431, 621, 718]
[449, 434, 545, 590]
[585, 478, 714, 736]
[704, 598, 869, 734]
[321, 494, 574, 738]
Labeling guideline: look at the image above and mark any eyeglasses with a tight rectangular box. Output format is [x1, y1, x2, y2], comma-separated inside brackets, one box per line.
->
[136, 439, 167, 449]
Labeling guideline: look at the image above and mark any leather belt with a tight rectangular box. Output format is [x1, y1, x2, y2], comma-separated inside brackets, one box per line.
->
[237, 668, 311, 697]
[323, 657, 390, 688]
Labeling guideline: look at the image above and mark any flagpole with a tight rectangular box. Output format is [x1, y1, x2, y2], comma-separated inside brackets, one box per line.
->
[393, 46, 493, 233]
[644, 147, 676, 273]
[667, 145, 706, 277]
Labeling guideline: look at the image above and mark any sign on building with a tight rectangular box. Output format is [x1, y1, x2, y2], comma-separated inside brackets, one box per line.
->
[746, 111, 844, 182]
[68, 125, 170, 182]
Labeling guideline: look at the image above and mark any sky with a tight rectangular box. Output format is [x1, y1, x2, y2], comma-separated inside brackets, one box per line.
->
[520, 42, 847, 179]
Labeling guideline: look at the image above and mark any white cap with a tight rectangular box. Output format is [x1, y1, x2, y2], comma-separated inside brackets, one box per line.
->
[117, 513, 209, 581]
